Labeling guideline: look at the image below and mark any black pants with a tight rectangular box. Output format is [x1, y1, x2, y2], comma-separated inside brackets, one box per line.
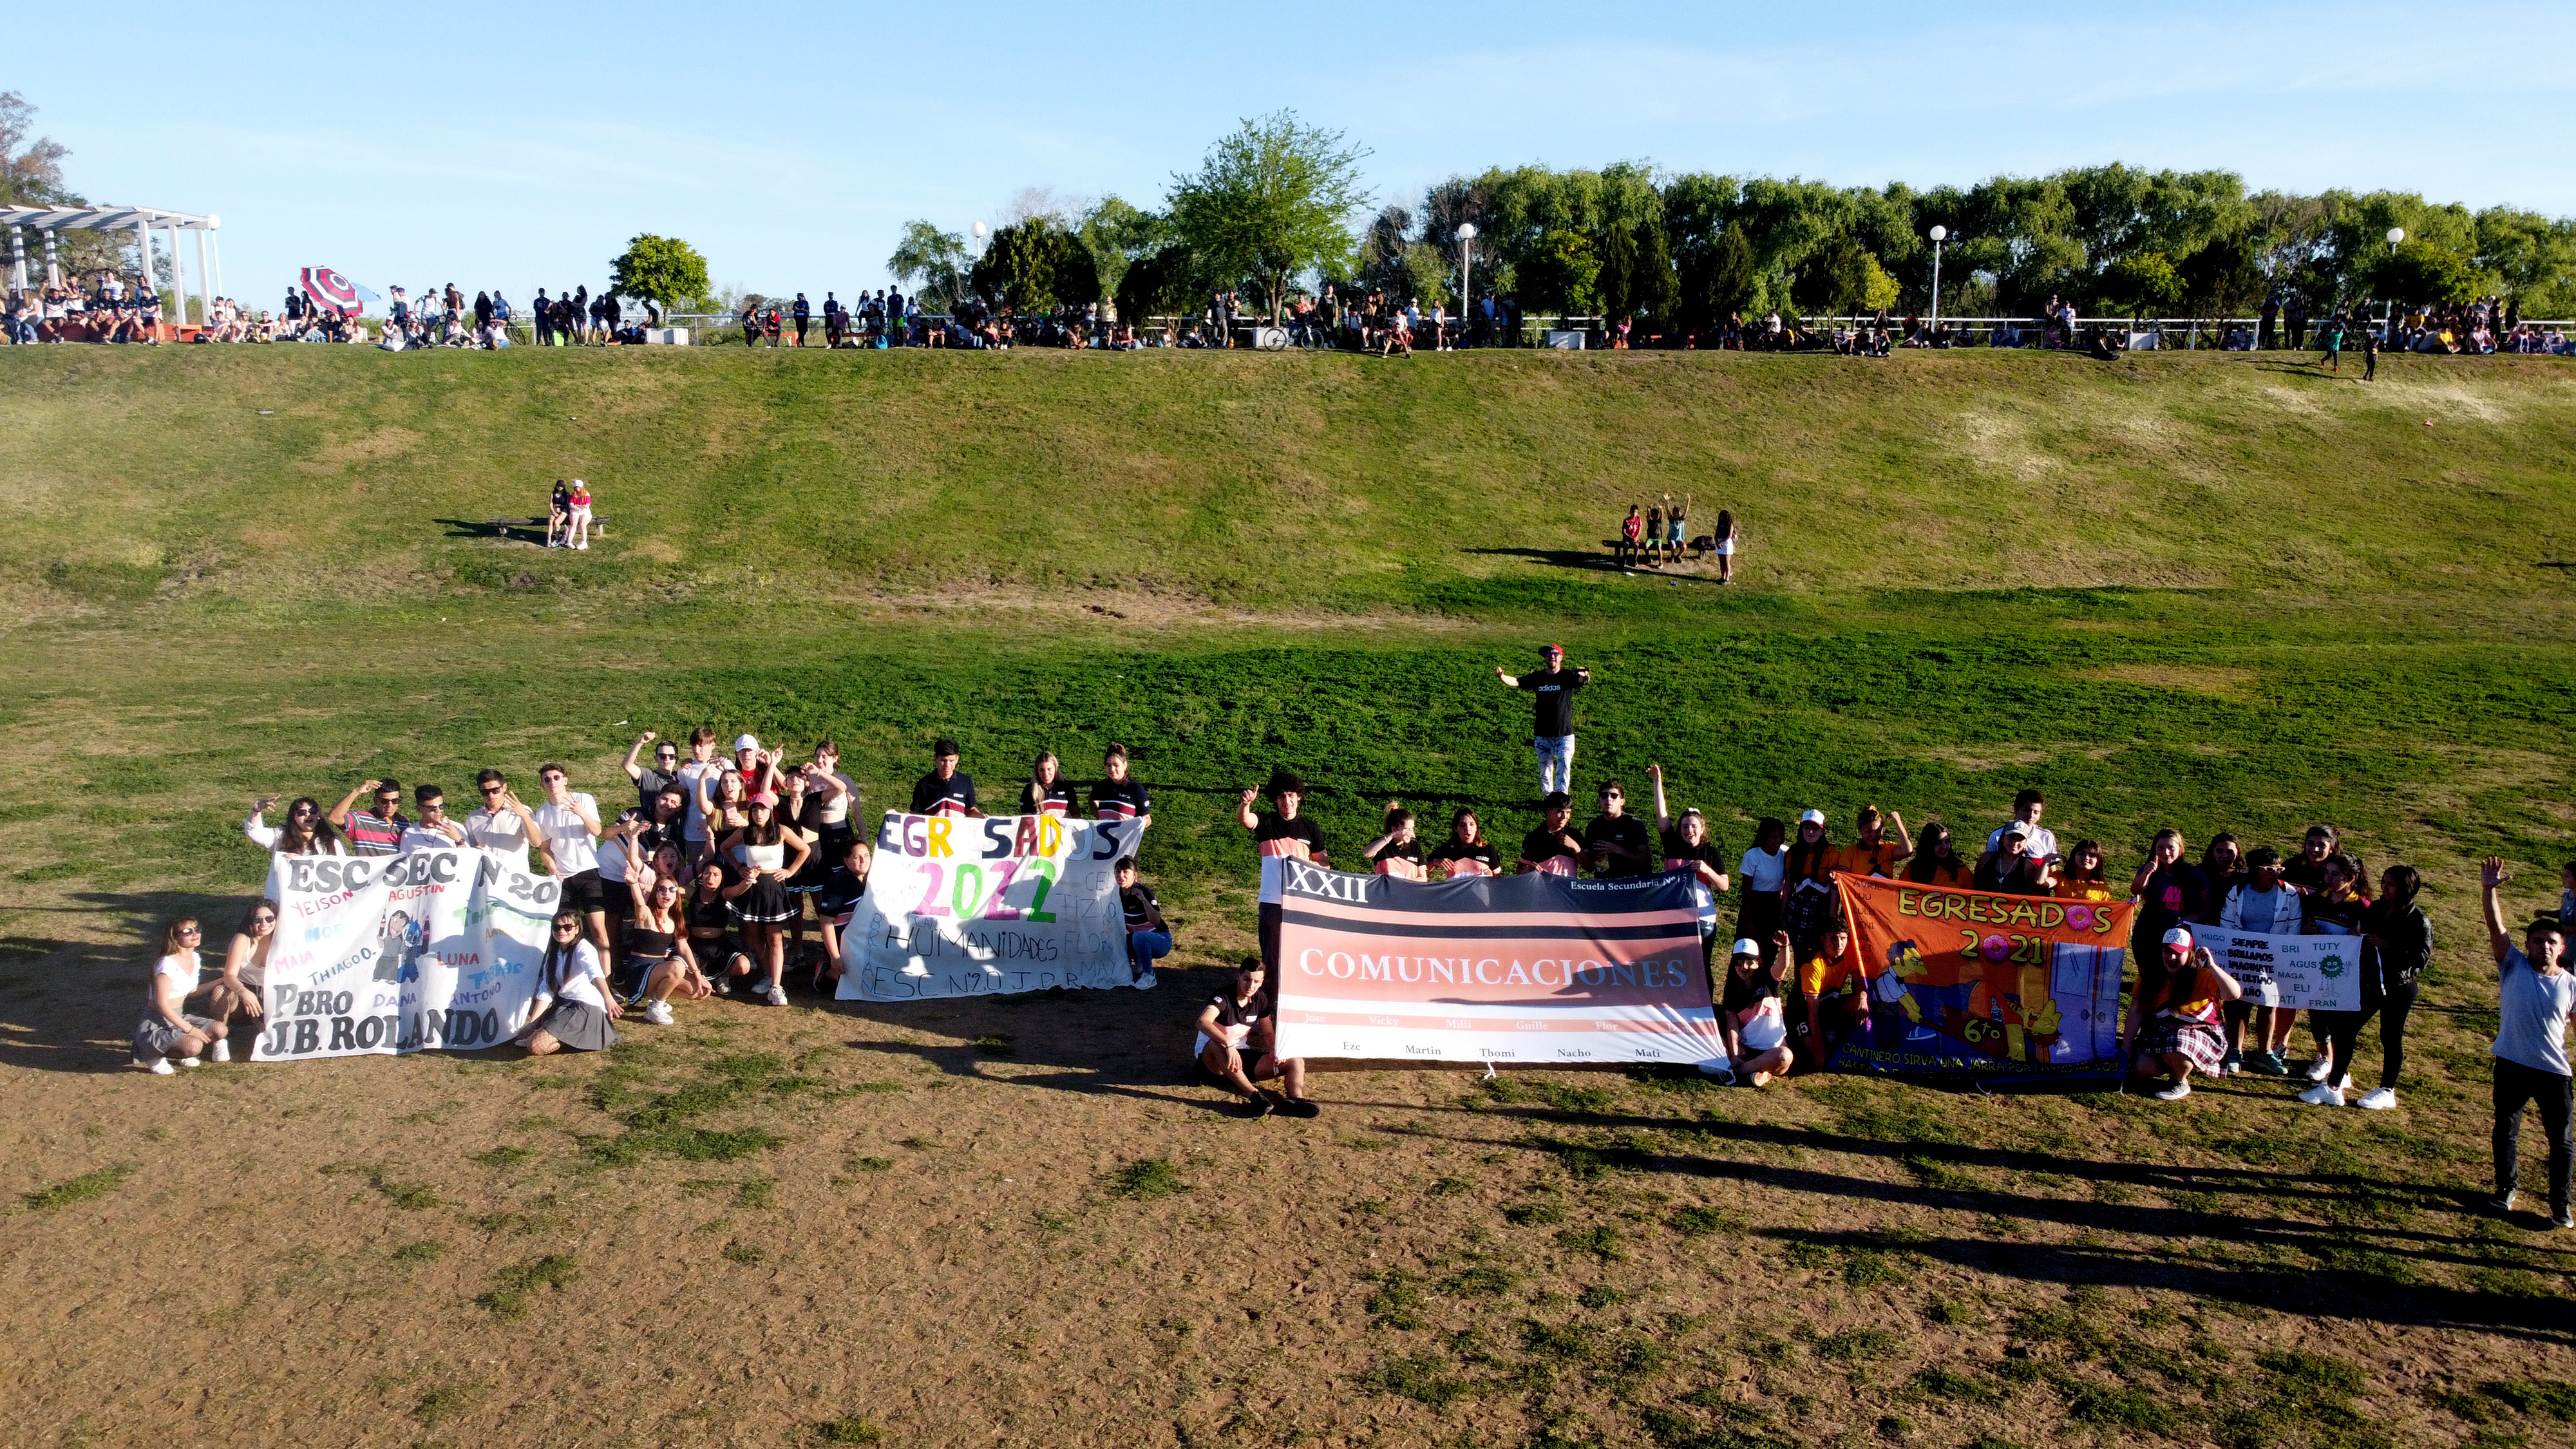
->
[1258, 901, 1283, 977]
[2322, 974, 2418, 1090]
[2494, 1057, 2574, 1211]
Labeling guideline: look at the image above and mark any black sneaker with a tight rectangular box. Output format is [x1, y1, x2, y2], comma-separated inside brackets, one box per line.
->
[2554, 1206, 2573, 1231]
[1233, 1094, 1274, 1120]
[1280, 1097, 1321, 1119]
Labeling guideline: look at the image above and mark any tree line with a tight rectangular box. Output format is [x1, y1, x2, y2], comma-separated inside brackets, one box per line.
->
[886, 112, 2576, 328]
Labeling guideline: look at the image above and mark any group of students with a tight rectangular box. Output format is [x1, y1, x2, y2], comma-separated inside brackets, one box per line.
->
[126, 673, 2576, 1220]
[1613, 499, 1739, 580]
[138, 729, 1168, 1063]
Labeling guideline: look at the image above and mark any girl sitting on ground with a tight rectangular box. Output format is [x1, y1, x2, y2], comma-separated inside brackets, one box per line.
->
[515, 908, 621, 1055]
[134, 918, 225, 1074]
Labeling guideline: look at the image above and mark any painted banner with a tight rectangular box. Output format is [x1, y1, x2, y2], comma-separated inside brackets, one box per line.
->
[254, 849, 560, 1061]
[2206, 928, 2360, 1013]
[837, 811, 1140, 1001]
[1269, 864, 1723, 1066]
[1830, 874, 2134, 1081]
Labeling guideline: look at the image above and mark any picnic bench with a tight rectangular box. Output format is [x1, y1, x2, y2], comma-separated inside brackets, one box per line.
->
[479, 514, 609, 544]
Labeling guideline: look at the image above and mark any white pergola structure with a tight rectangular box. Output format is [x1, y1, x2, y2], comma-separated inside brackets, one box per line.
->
[2, 204, 222, 324]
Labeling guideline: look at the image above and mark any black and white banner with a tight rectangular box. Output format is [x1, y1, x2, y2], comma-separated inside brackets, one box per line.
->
[254, 849, 562, 1061]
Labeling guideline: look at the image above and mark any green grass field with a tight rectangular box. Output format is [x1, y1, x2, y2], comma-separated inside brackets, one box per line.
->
[5, 343, 2576, 1448]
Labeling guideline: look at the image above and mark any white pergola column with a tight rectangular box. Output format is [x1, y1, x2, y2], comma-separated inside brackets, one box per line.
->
[43, 228, 59, 287]
[9, 226, 23, 293]
[208, 225, 222, 299]
[194, 227, 211, 327]
[133, 216, 155, 319]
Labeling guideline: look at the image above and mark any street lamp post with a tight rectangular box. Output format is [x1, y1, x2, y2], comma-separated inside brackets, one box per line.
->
[1927, 225, 1947, 337]
[2383, 226, 2404, 342]
[1455, 222, 1477, 348]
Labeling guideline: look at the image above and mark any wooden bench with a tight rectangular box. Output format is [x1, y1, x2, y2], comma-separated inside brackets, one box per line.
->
[480, 514, 609, 543]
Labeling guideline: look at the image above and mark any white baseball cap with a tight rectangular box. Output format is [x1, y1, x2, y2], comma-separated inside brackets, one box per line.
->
[1798, 809, 1826, 825]
[2161, 926, 2193, 948]
[734, 734, 760, 752]
[1731, 938, 1761, 957]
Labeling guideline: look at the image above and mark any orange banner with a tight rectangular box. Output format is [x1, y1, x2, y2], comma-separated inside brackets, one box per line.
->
[1831, 874, 2134, 1080]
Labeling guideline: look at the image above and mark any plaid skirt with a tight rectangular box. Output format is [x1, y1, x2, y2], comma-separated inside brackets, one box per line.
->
[2139, 1015, 2226, 1072]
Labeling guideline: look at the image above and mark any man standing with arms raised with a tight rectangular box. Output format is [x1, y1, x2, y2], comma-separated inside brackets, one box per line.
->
[1495, 645, 1591, 800]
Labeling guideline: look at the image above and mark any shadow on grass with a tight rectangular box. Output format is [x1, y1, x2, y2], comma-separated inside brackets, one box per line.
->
[0, 887, 257, 1074]
[1460, 546, 1727, 585]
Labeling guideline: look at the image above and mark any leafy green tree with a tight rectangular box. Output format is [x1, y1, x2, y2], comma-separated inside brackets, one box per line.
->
[2372, 240, 2480, 306]
[887, 220, 971, 311]
[1519, 229, 1601, 315]
[969, 217, 1099, 312]
[2101, 251, 2183, 314]
[1075, 196, 1168, 316]
[1168, 109, 1370, 325]
[1114, 244, 1202, 328]
[2179, 232, 2264, 328]
[607, 234, 710, 324]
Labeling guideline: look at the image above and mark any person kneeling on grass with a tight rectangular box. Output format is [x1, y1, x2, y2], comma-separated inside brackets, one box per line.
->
[621, 864, 708, 1027]
[1195, 960, 1318, 1119]
[2131, 928, 2242, 1101]
[1786, 924, 1868, 1069]
[134, 917, 225, 1074]
[2481, 857, 2575, 1227]
[515, 907, 622, 1056]
[685, 858, 755, 996]
[1713, 938, 1793, 1086]
[1117, 857, 1169, 989]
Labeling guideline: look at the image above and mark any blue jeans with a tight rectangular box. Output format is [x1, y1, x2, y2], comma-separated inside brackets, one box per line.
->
[1128, 928, 1171, 981]
[1533, 734, 1575, 795]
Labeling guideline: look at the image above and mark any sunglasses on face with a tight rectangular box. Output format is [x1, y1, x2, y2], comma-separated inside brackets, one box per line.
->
[290, 807, 317, 817]
[251, 914, 276, 925]
[553, 924, 580, 935]
[178, 926, 202, 936]
[481, 783, 504, 793]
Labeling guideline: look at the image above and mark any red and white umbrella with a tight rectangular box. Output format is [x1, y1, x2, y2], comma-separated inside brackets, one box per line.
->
[300, 266, 370, 316]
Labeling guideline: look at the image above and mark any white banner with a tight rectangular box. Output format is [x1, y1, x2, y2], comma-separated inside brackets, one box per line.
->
[2208, 927, 2361, 1013]
[837, 811, 1140, 1001]
[254, 850, 561, 1061]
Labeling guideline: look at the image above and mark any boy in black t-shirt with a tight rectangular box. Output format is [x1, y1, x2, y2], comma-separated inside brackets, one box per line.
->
[1238, 768, 1329, 974]
[1194, 960, 1318, 1119]
[1520, 793, 1584, 875]
[1583, 779, 1654, 878]
[910, 737, 981, 817]
[1495, 645, 1591, 797]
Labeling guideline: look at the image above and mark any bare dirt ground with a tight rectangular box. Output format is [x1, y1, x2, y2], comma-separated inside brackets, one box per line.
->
[8, 892, 2576, 1449]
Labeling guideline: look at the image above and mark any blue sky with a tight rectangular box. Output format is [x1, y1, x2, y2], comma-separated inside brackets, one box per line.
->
[26, 0, 2575, 307]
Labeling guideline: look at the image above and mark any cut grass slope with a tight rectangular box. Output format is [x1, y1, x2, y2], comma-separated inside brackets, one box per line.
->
[5, 346, 2573, 626]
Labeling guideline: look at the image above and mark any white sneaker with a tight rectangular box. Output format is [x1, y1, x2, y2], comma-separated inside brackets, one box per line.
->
[178, 1057, 202, 1069]
[1133, 969, 1157, 990]
[209, 1039, 230, 1063]
[2154, 1079, 2192, 1101]
[2304, 1056, 2334, 1083]
[2356, 1087, 2398, 1110]
[135, 1056, 175, 1075]
[760, 983, 788, 1006]
[2297, 1084, 2345, 1107]
[641, 999, 674, 1026]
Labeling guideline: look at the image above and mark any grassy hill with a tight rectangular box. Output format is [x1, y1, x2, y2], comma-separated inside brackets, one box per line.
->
[5, 345, 2576, 1447]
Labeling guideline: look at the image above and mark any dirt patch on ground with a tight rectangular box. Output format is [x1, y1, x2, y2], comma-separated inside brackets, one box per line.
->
[2076, 663, 2261, 696]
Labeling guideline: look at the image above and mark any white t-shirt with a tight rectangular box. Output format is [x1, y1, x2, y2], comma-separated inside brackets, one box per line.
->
[155, 949, 201, 984]
[466, 806, 533, 862]
[1739, 1000, 1787, 1050]
[1985, 822, 2060, 860]
[399, 822, 464, 853]
[1738, 846, 1787, 894]
[677, 759, 724, 842]
[534, 795, 600, 877]
[550, 940, 607, 1010]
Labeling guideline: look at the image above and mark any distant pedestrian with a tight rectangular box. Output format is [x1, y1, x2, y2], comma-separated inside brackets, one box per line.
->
[566, 479, 593, 551]
[1712, 509, 1739, 583]
[793, 293, 811, 346]
[2362, 326, 2379, 382]
[1495, 645, 1590, 797]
